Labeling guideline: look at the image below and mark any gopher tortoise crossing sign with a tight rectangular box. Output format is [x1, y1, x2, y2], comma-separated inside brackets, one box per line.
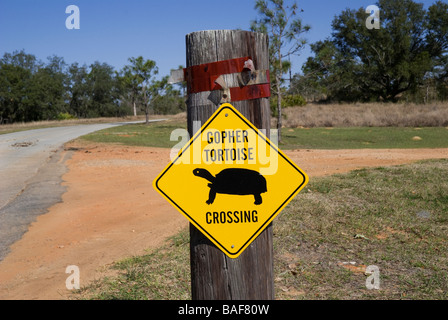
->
[153, 103, 308, 258]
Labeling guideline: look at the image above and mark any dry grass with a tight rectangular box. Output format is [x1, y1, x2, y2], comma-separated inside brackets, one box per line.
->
[276, 102, 448, 128]
[4, 102, 448, 135]
[0, 117, 141, 134]
[0, 114, 179, 135]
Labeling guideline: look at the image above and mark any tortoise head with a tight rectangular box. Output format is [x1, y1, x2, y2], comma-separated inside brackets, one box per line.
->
[193, 168, 215, 183]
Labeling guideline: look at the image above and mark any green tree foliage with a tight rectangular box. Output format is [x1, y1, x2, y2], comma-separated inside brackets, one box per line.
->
[0, 52, 71, 122]
[119, 56, 161, 124]
[29, 55, 68, 120]
[0, 51, 186, 124]
[88, 61, 122, 117]
[118, 57, 156, 118]
[67, 63, 90, 118]
[298, 0, 448, 102]
[251, 0, 310, 142]
[0, 50, 39, 122]
[118, 57, 185, 121]
[152, 77, 186, 115]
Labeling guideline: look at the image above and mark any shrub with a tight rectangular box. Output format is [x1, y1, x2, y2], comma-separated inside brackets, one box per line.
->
[283, 94, 307, 107]
[270, 94, 307, 116]
[56, 112, 77, 121]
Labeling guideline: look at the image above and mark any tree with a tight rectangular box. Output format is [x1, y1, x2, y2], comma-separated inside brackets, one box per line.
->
[298, 39, 366, 102]
[119, 57, 158, 123]
[152, 76, 185, 115]
[67, 63, 89, 118]
[29, 55, 68, 120]
[87, 61, 121, 117]
[251, 0, 310, 142]
[121, 56, 161, 124]
[0, 50, 39, 122]
[302, 0, 448, 102]
[0, 51, 70, 122]
[67, 62, 123, 118]
[141, 76, 165, 117]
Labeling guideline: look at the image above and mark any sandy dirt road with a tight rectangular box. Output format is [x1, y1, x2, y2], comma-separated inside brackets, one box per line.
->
[0, 121, 168, 261]
[0, 122, 151, 211]
[0, 141, 446, 300]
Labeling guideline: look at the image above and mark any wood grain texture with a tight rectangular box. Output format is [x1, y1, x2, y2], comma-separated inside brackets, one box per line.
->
[186, 30, 274, 300]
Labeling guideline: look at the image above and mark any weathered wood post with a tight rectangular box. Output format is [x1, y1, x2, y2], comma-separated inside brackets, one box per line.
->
[185, 30, 274, 300]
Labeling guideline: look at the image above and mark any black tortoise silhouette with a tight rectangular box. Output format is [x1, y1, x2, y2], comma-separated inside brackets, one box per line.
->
[193, 168, 267, 205]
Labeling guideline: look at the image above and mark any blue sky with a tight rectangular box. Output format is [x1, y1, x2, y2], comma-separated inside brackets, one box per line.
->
[0, 0, 440, 79]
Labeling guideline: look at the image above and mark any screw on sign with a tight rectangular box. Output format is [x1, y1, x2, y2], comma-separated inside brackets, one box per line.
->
[153, 103, 308, 258]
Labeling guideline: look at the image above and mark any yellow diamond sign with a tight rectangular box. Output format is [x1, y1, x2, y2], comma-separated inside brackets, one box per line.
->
[153, 103, 308, 258]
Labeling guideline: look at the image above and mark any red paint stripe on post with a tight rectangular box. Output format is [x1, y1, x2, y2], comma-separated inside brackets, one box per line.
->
[185, 57, 251, 94]
[229, 84, 271, 101]
[184, 56, 271, 101]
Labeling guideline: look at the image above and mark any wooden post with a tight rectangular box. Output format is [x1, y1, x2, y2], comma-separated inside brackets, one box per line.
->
[186, 30, 274, 300]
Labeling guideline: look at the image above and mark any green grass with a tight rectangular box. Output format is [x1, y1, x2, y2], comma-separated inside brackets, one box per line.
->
[79, 122, 448, 150]
[80, 120, 187, 149]
[76, 159, 448, 300]
[274, 159, 448, 300]
[280, 127, 448, 149]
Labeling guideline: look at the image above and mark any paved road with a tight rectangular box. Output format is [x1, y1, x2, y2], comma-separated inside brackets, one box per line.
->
[0, 120, 162, 260]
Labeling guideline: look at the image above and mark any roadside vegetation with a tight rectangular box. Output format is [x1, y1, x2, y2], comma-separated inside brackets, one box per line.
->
[1, 0, 447, 130]
[280, 102, 448, 128]
[75, 159, 448, 300]
[0, 52, 185, 124]
[80, 116, 186, 149]
[0, 116, 151, 135]
[79, 120, 448, 150]
[78, 102, 448, 150]
[278, 126, 448, 150]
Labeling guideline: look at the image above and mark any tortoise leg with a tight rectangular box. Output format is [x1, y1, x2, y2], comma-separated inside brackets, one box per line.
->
[206, 189, 216, 205]
[254, 194, 262, 205]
